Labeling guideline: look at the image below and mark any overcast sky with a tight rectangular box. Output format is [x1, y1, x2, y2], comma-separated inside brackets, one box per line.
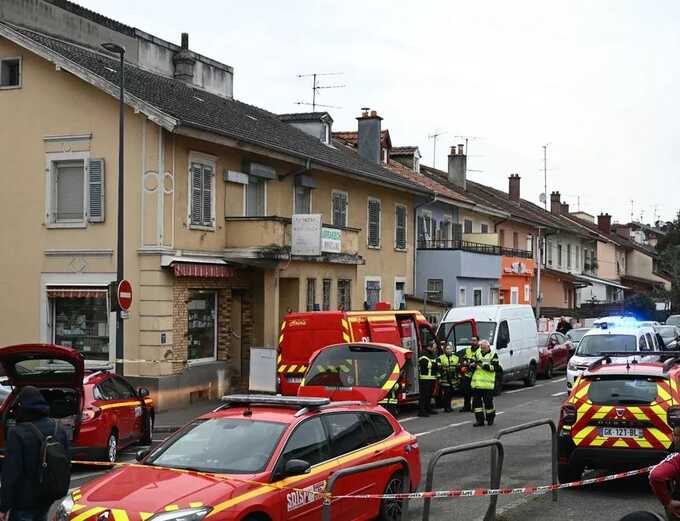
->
[80, 0, 680, 224]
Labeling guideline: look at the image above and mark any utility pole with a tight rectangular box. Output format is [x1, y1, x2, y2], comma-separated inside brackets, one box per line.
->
[630, 200, 635, 223]
[428, 130, 447, 169]
[296, 72, 345, 112]
[535, 227, 544, 322]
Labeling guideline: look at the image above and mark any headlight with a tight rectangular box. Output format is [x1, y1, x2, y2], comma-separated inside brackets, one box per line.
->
[149, 508, 212, 521]
[55, 496, 74, 521]
[567, 361, 578, 371]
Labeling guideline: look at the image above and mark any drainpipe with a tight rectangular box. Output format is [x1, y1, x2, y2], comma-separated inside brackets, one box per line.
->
[413, 194, 438, 300]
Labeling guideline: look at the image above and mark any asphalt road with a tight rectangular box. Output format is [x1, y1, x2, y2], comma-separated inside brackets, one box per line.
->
[63, 375, 663, 520]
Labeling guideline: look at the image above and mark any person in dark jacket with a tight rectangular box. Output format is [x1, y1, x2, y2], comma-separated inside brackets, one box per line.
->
[0, 386, 69, 521]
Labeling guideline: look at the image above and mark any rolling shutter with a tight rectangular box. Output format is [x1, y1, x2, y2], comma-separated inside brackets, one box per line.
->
[88, 158, 105, 223]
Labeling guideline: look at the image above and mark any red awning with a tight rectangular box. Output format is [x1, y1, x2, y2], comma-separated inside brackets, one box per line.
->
[172, 263, 234, 278]
[47, 288, 108, 299]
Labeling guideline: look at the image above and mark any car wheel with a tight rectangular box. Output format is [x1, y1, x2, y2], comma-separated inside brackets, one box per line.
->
[558, 463, 583, 484]
[378, 472, 406, 521]
[524, 364, 537, 387]
[106, 432, 118, 463]
[140, 413, 154, 445]
[545, 361, 553, 379]
[494, 372, 503, 396]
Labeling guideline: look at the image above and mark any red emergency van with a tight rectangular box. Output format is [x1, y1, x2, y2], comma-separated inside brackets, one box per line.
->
[278, 308, 474, 403]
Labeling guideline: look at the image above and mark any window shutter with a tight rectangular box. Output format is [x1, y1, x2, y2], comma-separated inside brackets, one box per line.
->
[417, 215, 425, 244]
[202, 165, 213, 226]
[190, 163, 202, 225]
[395, 206, 406, 250]
[452, 223, 463, 241]
[87, 159, 105, 223]
[368, 199, 381, 247]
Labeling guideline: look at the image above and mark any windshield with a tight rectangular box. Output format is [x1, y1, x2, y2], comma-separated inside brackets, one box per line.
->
[576, 334, 637, 356]
[439, 321, 495, 346]
[667, 316, 680, 327]
[147, 418, 286, 474]
[305, 344, 398, 388]
[656, 326, 677, 339]
[587, 377, 660, 405]
[567, 329, 588, 342]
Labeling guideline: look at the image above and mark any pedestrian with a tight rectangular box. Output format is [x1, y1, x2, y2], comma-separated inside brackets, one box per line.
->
[471, 340, 500, 427]
[418, 341, 440, 417]
[649, 426, 680, 520]
[557, 317, 572, 334]
[459, 336, 480, 412]
[438, 344, 460, 412]
[0, 386, 71, 521]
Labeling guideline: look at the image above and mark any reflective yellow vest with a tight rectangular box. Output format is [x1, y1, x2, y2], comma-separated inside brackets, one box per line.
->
[419, 355, 437, 380]
[438, 353, 460, 386]
[471, 350, 498, 390]
[462, 346, 479, 379]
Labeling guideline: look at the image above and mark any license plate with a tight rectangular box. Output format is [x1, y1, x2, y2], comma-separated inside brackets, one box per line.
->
[287, 377, 303, 384]
[599, 427, 643, 438]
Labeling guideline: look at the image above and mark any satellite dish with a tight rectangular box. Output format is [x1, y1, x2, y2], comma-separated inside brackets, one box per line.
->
[539, 193, 546, 203]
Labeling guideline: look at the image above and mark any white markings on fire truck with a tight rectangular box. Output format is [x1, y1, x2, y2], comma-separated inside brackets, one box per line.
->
[287, 480, 326, 512]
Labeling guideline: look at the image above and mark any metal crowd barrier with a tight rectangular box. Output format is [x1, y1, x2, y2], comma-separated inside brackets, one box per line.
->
[422, 439, 505, 521]
[489, 418, 558, 516]
[322, 456, 410, 521]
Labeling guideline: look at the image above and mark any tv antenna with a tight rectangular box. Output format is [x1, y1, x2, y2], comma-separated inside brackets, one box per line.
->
[428, 130, 447, 168]
[454, 135, 482, 178]
[542, 143, 550, 210]
[296, 72, 345, 112]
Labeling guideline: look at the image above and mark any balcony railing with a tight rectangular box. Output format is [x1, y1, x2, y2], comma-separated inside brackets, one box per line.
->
[417, 239, 534, 259]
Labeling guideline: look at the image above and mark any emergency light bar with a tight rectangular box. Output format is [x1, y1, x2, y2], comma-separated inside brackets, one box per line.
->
[220, 394, 331, 408]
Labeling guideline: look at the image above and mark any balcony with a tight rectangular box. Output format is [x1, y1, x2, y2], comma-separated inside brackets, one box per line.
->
[417, 239, 533, 259]
[224, 216, 361, 263]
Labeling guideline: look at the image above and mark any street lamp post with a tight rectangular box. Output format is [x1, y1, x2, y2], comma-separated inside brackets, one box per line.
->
[101, 42, 126, 376]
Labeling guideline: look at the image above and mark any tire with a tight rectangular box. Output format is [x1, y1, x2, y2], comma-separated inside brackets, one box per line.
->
[524, 363, 537, 387]
[378, 472, 406, 521]
[545, 361, 554, 379]
[106, 432, 118, 463]
[140, 412, 154, 445]
[494, 372, 503, 396]
[558, 463, 583, 484]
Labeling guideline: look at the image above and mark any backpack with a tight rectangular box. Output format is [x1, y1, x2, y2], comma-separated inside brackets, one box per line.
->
[27, 421, 71, 501]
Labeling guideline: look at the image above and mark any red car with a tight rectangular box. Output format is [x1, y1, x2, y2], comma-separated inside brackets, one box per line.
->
[0, 344, 154, 462]
[56, 394, 421, 521]
[537, 332, 574, 378]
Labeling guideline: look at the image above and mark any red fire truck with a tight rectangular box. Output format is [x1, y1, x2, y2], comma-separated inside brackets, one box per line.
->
[277, 305, 475, 403]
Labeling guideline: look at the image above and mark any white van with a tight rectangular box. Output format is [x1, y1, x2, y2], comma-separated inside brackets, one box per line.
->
[437, 304, 540, 393]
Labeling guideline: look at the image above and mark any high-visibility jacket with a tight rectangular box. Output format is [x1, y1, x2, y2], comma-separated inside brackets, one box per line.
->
[418, 354, 439, 380]
[438, 353, 460, 386]
[461, 346, 479, 379]
[471, 350, 499, 390]
[379, 382, 399, 405]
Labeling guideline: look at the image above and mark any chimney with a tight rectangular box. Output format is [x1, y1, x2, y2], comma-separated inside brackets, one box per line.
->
[615, 224, 631, 239]
[561, 201, 570, 215]
[508, 174, 521, 202]
[448, 144, 467, 190]
[356, 108, 383, 163]
[173, 32, 196, 83]
[598, 213, 612, 234]
[550, 191, 561, 215]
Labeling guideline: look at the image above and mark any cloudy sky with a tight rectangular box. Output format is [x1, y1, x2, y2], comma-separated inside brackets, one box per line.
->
[81, 0, 680, 223]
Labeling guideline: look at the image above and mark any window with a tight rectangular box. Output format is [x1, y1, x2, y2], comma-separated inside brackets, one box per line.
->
[513, 232, 519, 250]
[51, 288, 109, 361]
[575, 246, 580, 269]
[332, 191, 348, 227]
[111, 376, 136, 399]
[527, 236, 534, 254]
[189, 161, 215, 227]
[365, 279, 381, 309]
[394, 281, 405, 310]
[54, 161, 84, 221]
[563, 285, 569, 303]
[458, 287, 466, 306]
[278, 417, 329, 469]
[337, 279, 351, 311]
[323, 413, 369, 457]
[639, 335, 649, 351]
[368, 413, 394, 442]
[96, 379, 122, 400]
[497, 321, 510, 347]
[306, 278, 316, 311]
[322, 279, 331, 311]
[187, 290, 217, 361]
[294, 185, 311, 214]
[427, 279, 443, 301]
[473, 289, 482, 306]
[464, 219, 473, 234]
[421, 211, 433, 241]
[452, 222, 463, 241]
[510, 287, 519, 304]
[367, 198, 381, 247]
[245, 176, 266, 216]
[587, 378, 658, 406]
[0, 58, 21, 88]
[440, 218, 451, 243]
[490, 288, 499, 304]
[481, 223, 489, 234]
[49, 157, 104, 225]
[557, 244, 563, 267]
[547, 240, 553, 265]
[499, 229, 505, 247]
[524, 284, 531, 303]
[567, 244, 572, 268]
[395, 205, 407, 250]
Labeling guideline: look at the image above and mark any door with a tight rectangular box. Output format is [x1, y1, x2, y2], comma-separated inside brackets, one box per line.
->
[553, 333, 570, 369]
[495, 320, 513, 378]
[97, 376, 136, 444]
[230, 292, 244, 387]
[394, 282, 405, 310]
[276, 417, 332, 521]
[112, 376, 144, 442]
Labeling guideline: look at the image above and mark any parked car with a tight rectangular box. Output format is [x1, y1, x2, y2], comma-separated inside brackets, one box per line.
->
[0, 344, 154, 462]
[655, 325, 680, 350]
[537, 332, 573, 378]
[566, 328, 589, 350]
[667, 315, 680, 327]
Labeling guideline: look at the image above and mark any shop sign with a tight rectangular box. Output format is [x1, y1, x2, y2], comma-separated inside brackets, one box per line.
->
[292, 214, 322, 256]
[321, 227, 342, 253]
[504, 261, 532, 275]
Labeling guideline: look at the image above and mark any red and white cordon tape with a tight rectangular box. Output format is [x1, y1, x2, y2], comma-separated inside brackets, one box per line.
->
[329, 465, 655, 501]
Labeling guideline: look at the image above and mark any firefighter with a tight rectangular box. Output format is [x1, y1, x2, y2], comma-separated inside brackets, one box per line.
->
[378, 383, 399, 418]
[459, 336, 480, 412]
[438, 344, 460, 412]
[471, 340, 500, 427]
[418, 341, 440, 417]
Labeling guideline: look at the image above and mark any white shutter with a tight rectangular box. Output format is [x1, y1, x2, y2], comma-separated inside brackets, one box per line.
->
[190, 163, 202, 225]
[87, 158, 105, 223]
[202, 164, 213, 226]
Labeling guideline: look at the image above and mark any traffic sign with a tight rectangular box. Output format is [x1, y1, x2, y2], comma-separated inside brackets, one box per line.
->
[117, 279, 132, 311]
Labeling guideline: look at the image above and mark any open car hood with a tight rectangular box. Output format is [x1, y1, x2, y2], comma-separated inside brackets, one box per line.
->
[0, 344, 84, 389]
[298, 342, 410, 404]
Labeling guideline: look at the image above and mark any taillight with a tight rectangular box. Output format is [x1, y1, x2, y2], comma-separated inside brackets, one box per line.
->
[668, 406, 680, 427]
[81, 406, 101, 422]
[560, 405, 577, 426]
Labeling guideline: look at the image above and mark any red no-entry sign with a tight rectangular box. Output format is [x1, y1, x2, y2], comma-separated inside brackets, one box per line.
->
[117, 279, 132, 311]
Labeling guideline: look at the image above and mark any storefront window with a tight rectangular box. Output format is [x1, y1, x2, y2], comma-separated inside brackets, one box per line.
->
[188, 290, 217, 361]
[51, 289, 109, 361]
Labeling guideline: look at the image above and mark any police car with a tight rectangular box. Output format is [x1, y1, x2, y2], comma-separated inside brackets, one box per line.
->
[558, 351, 680, 483]
[56, 394, 421, 521]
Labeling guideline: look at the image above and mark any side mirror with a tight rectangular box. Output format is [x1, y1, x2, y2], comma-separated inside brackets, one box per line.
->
[283, 459, 311, 477]
[136, 449, 150, 462]
[138, 387, 150, 399]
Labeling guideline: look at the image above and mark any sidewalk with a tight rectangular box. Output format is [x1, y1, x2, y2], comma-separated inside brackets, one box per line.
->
[153, 399, 222, 432]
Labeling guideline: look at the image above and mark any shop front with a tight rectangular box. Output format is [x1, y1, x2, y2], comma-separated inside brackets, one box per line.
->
[499, 257, 536, 305]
